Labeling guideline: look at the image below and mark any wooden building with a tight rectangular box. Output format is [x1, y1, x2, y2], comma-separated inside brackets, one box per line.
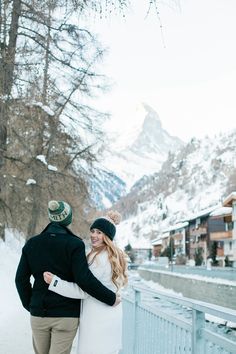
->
[150, 193, 236, 267]
[187, 206, 219, 264]
[151, 232, 169, 258]
[166, 222, 189, 256]
[223, 192, 236, 267]
[208, 207, 233, 265]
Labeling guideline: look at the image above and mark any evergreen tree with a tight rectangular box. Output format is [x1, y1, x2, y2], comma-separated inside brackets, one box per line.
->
[194, 247, 203, 266]
[124, 243, 136, 263]
[210, 241, 218, 266]
[161, 237, 175, 261]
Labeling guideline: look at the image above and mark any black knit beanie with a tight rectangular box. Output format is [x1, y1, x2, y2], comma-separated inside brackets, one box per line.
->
[90, 217, 116, 240]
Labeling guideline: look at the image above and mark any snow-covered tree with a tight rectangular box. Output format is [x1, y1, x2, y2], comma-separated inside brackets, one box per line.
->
[0, 0, 108, 237]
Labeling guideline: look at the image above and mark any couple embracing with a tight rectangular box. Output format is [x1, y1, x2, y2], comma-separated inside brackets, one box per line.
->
[15, 200, 128, 354]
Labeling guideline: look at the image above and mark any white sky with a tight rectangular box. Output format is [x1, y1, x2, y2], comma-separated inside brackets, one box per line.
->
[88, 0, 236, 142]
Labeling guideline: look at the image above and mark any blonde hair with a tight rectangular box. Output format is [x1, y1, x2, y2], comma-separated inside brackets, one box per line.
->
[88, 211, 128, 290]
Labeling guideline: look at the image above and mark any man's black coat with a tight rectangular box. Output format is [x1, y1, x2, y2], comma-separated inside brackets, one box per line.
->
[15, 222, 116, 317]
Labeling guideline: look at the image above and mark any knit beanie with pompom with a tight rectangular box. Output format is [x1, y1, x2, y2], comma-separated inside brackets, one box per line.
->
[90, 210, 122, 240]
[48, 200, 72, 226]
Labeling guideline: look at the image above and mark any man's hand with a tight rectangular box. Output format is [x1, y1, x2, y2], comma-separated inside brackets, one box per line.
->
[113, 293, 121, 306]
[43, 271, 54, 284]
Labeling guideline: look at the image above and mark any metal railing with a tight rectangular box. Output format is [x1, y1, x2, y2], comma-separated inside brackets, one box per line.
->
[121, 285, 236, 354]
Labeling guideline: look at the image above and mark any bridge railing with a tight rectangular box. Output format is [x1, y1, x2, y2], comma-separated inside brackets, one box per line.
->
[121, 284, 236, 354]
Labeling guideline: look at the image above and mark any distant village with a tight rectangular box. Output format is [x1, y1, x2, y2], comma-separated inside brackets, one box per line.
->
[127, 191, 236, 268]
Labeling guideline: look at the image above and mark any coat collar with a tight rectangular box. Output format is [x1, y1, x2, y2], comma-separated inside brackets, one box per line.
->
[40, 222, 77, 237]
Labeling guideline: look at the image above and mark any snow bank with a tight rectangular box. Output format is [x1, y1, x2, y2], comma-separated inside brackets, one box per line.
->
[0, 232, 77, 353]
[0, 238, 32, 353]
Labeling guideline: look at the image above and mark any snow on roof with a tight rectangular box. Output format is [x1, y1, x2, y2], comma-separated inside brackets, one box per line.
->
[162, 221, 189, 233]
[210, 207, 232, 217]
[152, 232, 171, 244]
[223, 191, 236, 207]
[152, 238, 162, 246]
[186, 204, 220, 221]
[162, 231, 170, 238]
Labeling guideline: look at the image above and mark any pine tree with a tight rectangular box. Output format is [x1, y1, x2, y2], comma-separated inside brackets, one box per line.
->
[124, 243, 136, 263]
[161, 237, 175, 261]
[210, 241, 218, 266]
[194, 247, 203, 266]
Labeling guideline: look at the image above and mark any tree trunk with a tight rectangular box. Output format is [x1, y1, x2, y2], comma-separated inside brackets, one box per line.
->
[26, 193, 40, 239]
[42, 2, 51, 104]
[0, 0, 21, 160]
[0, 0, 21, 238]
[4, 0, 21, 94]
[26, 175, 43, 239]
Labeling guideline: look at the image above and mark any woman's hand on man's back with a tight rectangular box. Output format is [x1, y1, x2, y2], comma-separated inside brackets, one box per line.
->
[43, 271, 54, 284]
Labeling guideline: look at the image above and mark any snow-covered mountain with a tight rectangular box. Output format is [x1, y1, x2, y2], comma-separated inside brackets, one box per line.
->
[89, 103, 183, 209]
[89, 166, 126, 209]
[87, 104, 236, 252]
[112, 130, 236, 249]
[102, 103, 184, 190]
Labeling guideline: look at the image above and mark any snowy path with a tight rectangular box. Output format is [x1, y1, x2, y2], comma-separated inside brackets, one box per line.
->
[0, 240, 76, 354]
[0, 241, 32, 353]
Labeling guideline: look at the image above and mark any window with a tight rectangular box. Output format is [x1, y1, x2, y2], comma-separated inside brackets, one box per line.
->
[225, 222, 233, 231]
[195, 218, 201, 229]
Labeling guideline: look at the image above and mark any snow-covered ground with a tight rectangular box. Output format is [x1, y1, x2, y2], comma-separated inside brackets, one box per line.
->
[0, 234, 77, 354]
[0, 239, 33, 353]
[1, 231, 235, 353]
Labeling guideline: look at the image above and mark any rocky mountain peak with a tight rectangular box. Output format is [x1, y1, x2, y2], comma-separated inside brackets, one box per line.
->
[141, 103, 162, 130]
[95, 103, 185, 205]
[131, 103, 183, 156]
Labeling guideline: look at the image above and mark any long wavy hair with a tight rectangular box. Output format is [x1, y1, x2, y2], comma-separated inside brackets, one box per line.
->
[87, 235, 128, 290]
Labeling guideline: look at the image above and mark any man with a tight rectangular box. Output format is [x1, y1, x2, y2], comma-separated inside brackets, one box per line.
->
[15, 200, 120, 354]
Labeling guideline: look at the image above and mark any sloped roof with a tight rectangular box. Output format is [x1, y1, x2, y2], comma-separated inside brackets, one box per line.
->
[185, 204, 220, 221]
[210, 206, 232, 217]
[223, 192, 236, 207]
[162, 221, 189, 233]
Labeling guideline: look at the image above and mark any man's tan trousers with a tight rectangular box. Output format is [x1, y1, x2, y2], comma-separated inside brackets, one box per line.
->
[30, 316, 79, 354]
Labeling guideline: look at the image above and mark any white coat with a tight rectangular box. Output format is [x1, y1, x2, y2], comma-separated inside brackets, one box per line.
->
[49, 250, 122, 354]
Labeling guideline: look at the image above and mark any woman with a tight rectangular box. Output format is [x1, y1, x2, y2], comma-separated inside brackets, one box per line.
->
[43, 210, 128, 354]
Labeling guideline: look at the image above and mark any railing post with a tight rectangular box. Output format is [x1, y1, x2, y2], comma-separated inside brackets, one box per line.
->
[133, 289, 141, 354]
[192, 309, 205, 354]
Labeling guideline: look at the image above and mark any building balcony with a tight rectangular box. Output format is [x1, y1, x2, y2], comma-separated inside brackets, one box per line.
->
[210, 230, 232, 241]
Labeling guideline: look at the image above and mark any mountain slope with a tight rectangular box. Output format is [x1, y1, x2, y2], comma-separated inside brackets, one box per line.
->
[103, 103, 184, 190]
[89, 103, 184, 209]
[89, 166, 126, 209]
[112, 130, 236, 248]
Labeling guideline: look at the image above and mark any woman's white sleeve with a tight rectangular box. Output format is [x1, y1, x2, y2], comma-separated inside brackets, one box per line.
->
[48, 275, 88, 299]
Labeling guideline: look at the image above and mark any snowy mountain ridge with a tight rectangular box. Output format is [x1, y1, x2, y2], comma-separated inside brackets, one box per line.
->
[113, 129, 236, 249]
[102, 103, 184, 191]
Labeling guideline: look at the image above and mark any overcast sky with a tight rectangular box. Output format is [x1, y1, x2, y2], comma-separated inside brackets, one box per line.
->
[88, 0, 236, 142]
